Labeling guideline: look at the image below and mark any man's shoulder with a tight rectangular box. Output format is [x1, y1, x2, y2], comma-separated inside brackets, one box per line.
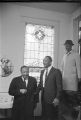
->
[70, 51, 80, 60]
[12, 76, 21, 81]
[53, 67, 62, 74]
[72, 51, 80, 56]
[29, 76, 36, 81]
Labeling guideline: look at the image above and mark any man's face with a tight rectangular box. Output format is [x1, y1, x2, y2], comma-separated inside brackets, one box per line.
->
[65, 44, 72, 52]
[43, 57, 51, 68]
[21, 67, 29, 79]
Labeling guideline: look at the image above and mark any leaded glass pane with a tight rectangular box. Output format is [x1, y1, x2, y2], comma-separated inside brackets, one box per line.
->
[24, 23, 55, 83]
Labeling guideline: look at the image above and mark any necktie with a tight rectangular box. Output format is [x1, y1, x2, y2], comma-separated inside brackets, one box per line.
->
[24, 79, 28, 87]
[45, 69, 48, 80]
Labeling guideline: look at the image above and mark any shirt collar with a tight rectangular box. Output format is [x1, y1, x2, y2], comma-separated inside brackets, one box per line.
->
[22, 77, 24, 82]
[45, 65, 52, 74]
[22, 76, 28, 82]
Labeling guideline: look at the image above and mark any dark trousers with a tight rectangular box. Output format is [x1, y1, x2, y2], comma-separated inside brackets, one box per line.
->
[59, 90, 79, 120]
[41, 98, 59, 120]
[11, 107, 34, 120]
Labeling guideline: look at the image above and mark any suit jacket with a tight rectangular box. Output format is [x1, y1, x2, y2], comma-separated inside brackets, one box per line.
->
[38, 67, 62, 104]
[8, 76, 37, 118]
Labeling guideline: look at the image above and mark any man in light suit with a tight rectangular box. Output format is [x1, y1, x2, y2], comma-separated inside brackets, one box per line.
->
[61, 40, 81, 119]
[37, 56, 62, 120]
[8, 66, 38, 120]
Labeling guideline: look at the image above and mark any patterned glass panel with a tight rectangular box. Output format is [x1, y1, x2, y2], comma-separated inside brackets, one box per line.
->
[24, 23, 55, 83]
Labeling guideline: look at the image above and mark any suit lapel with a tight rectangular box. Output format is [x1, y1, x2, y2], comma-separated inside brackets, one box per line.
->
[47, 67, 53, 78]
[21, 76, 29, 88]
[26, 76, 31, 89]
[40, 70, 44, 87]
[19, 76, 26, 88]
[41, 67, 55, 86]
[45, 67, 55, 82]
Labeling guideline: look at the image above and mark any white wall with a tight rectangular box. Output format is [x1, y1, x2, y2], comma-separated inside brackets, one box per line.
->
[0, 4, 2, 90]
[70, 7, 81, 52]
[0, 3, 73, 91]
[72, 7, 81, 19]
[0, 5, 1, 55]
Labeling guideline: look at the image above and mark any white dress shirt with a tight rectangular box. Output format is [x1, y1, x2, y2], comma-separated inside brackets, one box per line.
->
[22, 77, 28, 87]
[43, 65, 52, 87]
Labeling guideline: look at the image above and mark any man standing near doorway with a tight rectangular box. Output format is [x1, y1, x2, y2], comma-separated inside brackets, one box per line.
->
[61, 40, 81, 119]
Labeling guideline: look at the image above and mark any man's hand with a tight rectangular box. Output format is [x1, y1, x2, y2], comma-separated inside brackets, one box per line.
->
[20, 89, 27, 94]
[52, 98, 59, 106]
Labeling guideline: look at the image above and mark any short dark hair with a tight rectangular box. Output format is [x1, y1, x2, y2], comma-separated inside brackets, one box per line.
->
[45, 56, 52, 62]
[20, 65, 29, 71]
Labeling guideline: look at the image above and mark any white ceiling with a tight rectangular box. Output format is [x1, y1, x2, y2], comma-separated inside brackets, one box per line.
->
[15, 2, 81, 14]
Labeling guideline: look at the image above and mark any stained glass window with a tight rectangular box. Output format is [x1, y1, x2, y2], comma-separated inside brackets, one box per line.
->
[24, 23, 55, 83]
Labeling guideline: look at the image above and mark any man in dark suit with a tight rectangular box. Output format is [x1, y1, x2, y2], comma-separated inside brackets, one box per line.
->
[37, 56, 62, 120]
[8, 65, 38, 120]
